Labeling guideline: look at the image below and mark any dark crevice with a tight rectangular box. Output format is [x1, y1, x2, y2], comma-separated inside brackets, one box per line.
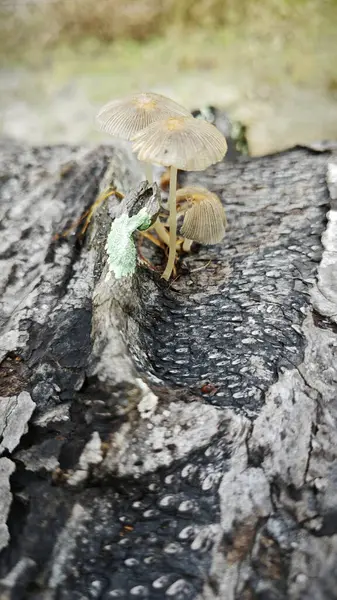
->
[0, 354, 30, 396]
[312, 309, 337, 333]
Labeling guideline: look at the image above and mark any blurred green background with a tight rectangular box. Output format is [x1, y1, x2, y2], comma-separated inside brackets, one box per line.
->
[1, 0, 337, 155]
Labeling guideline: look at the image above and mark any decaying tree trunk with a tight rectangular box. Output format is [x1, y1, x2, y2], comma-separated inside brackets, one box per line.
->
[0, 130, 337, 600]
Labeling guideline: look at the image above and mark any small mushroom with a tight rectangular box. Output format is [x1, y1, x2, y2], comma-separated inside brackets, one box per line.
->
[131, 116, 227, 279]
[97, 92, 191, 248]
[96, 92, 191, 183]
[176, 186, 227, 244]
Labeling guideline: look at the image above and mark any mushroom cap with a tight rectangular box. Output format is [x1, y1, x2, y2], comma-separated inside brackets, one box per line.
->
[96, 92, 191, 140]
[176, 186, 227, 244]
[131, 116, 227, 171]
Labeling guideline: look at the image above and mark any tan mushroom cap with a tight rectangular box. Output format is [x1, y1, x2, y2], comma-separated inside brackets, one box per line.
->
[176, 186, 227, 244]
[131, 116, 227, 171]
[96, 92, 191, 140]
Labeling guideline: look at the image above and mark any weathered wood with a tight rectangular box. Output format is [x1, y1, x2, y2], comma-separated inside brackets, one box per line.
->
[0, 133, 337, 600]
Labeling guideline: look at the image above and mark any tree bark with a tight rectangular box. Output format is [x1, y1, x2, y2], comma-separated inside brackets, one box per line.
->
[0, 134, 337, 600]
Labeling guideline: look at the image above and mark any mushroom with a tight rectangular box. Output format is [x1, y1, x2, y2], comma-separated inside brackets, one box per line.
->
[96, 92, 191, 184]
[131, 116, 227, 280]
[176, 186, 227, 245]
[96, 92, 191, 247]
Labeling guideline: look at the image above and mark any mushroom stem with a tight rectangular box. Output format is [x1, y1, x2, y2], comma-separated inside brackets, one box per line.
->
[143, 161, 153, 184]
[182, 238, 193, 252]
[141, 160, 169, 245]
[162, 166, 178, 280]
[137, 159, 170, 247]
[154, 219, 170, 245]
[143, 162, 170, 246]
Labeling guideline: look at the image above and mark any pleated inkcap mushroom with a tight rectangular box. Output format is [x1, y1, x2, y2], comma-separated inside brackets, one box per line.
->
[131, 116, 227, 171]
[96, 92, 191, 248]
[96, 92, 191, 141]
[131, 116, 227, 280]
[176, 186, 227, 244]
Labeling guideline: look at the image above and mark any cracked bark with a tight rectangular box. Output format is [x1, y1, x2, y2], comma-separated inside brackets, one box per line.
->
[0, 130, 337, 600]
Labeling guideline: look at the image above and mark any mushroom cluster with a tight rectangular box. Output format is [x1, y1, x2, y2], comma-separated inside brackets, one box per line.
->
[97, 92, 228, 280]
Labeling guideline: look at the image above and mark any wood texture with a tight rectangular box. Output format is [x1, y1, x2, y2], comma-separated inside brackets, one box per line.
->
[0, 134, 337, 600]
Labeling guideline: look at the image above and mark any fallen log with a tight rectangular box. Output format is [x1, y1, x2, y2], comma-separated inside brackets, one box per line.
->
[0, 131, 337, 600]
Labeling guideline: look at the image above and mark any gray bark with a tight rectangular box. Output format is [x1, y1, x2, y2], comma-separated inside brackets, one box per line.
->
[0, 131, 337, 600]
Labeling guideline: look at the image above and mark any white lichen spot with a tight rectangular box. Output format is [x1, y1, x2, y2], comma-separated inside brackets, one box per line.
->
[118, 539, 129, 546]
[124, 558, 139, 567]
[296, 574, 308, 585]
[178, 500, 195, 512]
[158, 495, 175, 508]
[148, 483, 158, 492]
[204, 446, 213, 457]
[191, 526, 218, 551]
[178, 526, 197, 540]
[136, 379, 158, 419]
[209, 352, 221, 359]
[143, 509, 158, 518]
[181, 464, 196, 478]
[166, 579, 190, 596]
[91, 580, 103, 591]
[164, 543, 183, 554]
[130, 585, 148, 596]
[201, 472, 218, 491]
[153, 575, 171, 589]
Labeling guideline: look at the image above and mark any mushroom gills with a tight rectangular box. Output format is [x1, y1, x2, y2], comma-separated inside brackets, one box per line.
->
[178, 187, 227, 245]
[96, 92, 191, 140]
[131, 116, 227, 172]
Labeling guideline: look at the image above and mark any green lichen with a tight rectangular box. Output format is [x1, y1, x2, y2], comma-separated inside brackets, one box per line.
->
[105, 207, 152, 279]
